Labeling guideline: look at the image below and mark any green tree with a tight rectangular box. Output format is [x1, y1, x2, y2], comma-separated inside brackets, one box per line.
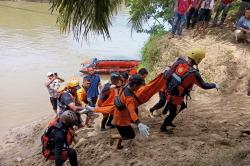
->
[50, 0, 122, 40]
[125, 0, 173, 34]
[50, 0, 173, 40]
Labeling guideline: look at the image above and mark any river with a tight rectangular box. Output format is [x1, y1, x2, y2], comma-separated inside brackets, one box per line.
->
[0, 1, 149, 134]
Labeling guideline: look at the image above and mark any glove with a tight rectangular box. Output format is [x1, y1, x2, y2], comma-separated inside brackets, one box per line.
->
[86, 105, 95, 112]
[110, 84, 116, 88]
[138, 123, 150, 138]
[79, 108, 89, 114]
[215, 83, 220, 90]
[79, 105, 95, 114]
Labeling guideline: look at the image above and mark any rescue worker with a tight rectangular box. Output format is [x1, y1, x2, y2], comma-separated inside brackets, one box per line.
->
[75, 77, 90, 106]
[58, 80, 92, 129]
[75, 77, 93, 127]
[120, 71, 129, 85]
[111, 75, 150, 149]
[138, 68, 149, 80]
[98, 72, 123, 131]
[138, 68, 148, 86]
[41, 110, 78, 166]
[160, 48, 220, 133]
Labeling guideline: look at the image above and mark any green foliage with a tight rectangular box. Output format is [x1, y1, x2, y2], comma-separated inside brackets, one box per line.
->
[225, 49, 234, 60]
[50, 0, 122, 40]
[49, 0, 172, 40]
[228, 0, 241, 20]
[140, 32, 165, 74]
[148, 24, 167, 36]
[125, 0, 173, 33]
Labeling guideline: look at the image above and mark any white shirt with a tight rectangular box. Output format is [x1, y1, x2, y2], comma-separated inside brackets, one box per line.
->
[46, 79, 60, 98]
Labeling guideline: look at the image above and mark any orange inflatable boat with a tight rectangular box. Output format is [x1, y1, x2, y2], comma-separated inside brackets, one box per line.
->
[80, 58, 140, 74]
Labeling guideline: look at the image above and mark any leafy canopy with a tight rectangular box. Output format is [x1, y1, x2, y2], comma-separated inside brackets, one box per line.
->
[50, 0, 122, 40]
[50, 0, 172, 40]
[125, 0, 173, 34]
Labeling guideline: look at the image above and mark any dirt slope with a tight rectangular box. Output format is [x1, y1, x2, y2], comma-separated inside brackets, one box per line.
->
[1, 33, 250, 166]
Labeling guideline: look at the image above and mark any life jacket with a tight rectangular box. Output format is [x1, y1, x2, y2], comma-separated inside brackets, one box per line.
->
[164, 57, 196, 101]
[114, 86, 141, 111]
[41, 118, 74, 161]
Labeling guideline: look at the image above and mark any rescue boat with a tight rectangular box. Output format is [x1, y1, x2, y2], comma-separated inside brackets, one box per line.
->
[80, 58, 140, 74]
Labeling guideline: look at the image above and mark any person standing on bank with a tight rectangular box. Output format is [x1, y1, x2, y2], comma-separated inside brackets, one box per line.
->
[85, 67, 101, 107]
[193, 0, 215, 37]
[45, 72, 64, 114]
[186, 0, 201, 29]
[170, 0, 192, 39]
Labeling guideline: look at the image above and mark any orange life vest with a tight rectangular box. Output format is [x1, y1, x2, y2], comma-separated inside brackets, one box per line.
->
[165, 58, 196, 105]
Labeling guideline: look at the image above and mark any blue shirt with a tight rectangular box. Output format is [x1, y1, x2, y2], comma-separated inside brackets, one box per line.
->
[237, 16, 250, 30]
[86, 74, 100, 98]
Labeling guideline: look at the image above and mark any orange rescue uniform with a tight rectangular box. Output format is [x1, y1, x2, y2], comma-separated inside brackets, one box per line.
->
[95, 86, 120, 114]
[113, 88, 140, 126]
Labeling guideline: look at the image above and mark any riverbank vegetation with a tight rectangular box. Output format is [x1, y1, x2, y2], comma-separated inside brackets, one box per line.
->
[139, 28, 166, 79]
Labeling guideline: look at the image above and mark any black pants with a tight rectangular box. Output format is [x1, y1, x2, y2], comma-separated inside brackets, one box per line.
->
[101, 114, 114, 129]
[75, 112, 83, 126]
[53, 127, 78, 166]
[150, 91, 166, 113]
[87, 96, 98, 107]
[161, 102, 186, 129]
[116, 125, 135, 140]
[50, 97, 58, 110]
[198, 9, 211, 22]
[106, 114, 113, 126]
[186, 7, 199, 29]
[65, 149, 78, 166]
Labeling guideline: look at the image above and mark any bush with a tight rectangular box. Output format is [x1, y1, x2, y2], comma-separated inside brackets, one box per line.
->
[140, 30, 166, 79]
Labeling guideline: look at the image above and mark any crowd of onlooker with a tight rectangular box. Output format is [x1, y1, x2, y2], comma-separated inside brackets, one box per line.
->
[170, 0, 250, 43]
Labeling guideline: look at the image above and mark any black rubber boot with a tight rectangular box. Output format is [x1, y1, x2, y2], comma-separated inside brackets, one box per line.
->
[101, 117, 108, 130]
[106, 115, 115, 128]
[160, 127, 168, 133]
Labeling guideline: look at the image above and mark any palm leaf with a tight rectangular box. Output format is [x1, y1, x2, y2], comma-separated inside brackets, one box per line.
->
[50, 0, 122, 40]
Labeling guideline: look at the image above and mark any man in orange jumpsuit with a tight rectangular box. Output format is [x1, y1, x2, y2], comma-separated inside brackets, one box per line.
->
[97, 72, 123, 131]
[111, 75, 150, 149]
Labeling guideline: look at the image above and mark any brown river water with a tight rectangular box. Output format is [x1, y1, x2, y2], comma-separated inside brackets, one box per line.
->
[0, 1, 148, 135]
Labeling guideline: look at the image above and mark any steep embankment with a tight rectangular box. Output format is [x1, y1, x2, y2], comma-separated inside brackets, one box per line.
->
[1, 32, 250, 166]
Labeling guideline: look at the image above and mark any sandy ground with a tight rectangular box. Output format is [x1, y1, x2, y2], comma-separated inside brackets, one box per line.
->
[1, 31, 250, 166]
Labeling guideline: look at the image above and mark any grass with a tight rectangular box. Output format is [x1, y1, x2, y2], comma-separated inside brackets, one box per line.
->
[140, 32, 166, 80]
[227, 0, 241, 21]
[225, 49, 234, 60]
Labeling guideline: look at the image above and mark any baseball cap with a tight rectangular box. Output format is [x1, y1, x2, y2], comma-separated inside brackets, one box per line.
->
[47, 72, 53, 77]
